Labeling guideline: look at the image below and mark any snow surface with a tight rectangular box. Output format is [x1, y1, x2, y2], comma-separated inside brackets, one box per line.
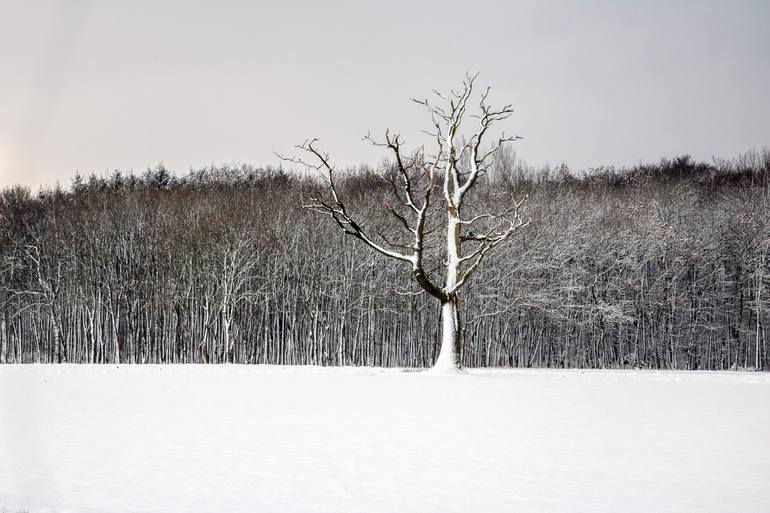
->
[2, 365, 770, 513]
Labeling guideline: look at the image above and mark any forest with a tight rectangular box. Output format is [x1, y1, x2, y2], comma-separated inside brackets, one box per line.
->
[1, 149, 769, 369]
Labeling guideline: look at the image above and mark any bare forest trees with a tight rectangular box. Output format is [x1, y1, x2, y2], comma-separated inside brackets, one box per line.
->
[1, 150, 770, 370]
[280, 75, 528, 370]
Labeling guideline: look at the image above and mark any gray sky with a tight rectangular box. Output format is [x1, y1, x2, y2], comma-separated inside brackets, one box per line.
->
[1, 0, 768, 188]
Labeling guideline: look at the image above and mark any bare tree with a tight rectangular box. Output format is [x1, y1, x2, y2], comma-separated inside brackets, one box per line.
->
[279, 75, 528, 370]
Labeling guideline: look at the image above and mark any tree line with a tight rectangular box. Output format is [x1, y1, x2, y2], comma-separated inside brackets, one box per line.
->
[1, 149, 769, 369]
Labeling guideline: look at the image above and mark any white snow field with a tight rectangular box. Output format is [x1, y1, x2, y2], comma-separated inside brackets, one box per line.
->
[1, 366, 770, 513]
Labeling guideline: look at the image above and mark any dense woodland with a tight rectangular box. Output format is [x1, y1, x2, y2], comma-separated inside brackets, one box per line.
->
[1, 149, 769, 369]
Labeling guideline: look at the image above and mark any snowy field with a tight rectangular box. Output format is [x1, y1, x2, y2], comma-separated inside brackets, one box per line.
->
[1, 366, 770, 513]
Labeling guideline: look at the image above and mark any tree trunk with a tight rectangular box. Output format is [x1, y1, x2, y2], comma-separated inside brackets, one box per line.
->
[50, 307, 65, 363]
[434, 296, 462, 370]
[433, 187, 464, 371]
[110, 304, 120, 364]
[223, 315, 233, 363]
[0, 316, 6, 364]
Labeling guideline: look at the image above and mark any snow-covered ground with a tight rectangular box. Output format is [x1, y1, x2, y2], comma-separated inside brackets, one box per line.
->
[1, 365, 769, 513]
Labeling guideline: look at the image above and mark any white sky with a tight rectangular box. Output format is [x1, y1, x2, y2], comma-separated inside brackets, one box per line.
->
[1, 0, 769, 187]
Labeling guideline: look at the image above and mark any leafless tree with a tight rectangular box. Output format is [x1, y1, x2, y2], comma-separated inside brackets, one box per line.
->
[279, 75, 528, 370]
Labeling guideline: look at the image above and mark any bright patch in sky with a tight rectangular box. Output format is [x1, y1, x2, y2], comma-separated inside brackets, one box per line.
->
[0, 147, 9, 181]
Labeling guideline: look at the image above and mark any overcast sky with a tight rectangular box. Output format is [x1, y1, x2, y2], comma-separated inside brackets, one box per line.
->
[1, 0, 768, 187]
